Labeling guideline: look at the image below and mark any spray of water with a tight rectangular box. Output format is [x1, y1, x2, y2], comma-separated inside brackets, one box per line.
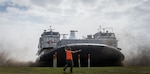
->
[0, 51, 38, 67]
[119, 32, 150, 66]
[123, 46, 150, 66]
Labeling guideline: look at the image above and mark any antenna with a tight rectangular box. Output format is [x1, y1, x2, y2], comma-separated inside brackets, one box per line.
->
[49, 26, 55, 31]
[97, 26, 102, 33]
[99, 25, 101, 32]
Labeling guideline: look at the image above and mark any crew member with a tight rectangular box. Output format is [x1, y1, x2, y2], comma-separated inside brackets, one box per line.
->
[63, 47, 81, 73]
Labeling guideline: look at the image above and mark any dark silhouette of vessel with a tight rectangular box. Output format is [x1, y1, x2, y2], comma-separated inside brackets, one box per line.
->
[36, 26, 124, 67]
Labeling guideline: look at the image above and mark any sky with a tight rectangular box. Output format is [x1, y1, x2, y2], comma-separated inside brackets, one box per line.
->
[0, 0, 150, 62]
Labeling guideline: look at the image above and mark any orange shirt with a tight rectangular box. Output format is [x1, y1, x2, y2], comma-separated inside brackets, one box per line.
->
[66, 50, 73, 60]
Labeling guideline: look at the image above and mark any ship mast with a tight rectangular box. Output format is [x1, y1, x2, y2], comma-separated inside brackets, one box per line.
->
[48, 26, 55, 35]
[49, 26, 55, 32]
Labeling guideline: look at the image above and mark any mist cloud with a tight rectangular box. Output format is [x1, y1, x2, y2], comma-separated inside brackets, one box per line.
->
[0, 51, 38, 67]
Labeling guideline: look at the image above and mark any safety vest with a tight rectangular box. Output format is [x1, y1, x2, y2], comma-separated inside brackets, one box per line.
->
[66, 50, 73, 60]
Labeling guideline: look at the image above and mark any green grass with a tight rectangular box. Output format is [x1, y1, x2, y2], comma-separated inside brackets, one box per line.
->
[0, 66, 150, 74]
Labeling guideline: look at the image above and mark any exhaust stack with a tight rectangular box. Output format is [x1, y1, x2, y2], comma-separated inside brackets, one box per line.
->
[69, 30, 78, 39]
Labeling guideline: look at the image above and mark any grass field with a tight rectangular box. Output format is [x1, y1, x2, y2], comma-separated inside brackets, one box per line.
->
[0, 66, 150, 74]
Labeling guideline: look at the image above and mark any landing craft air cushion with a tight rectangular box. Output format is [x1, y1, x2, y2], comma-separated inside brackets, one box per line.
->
[36, 26, 124, 67]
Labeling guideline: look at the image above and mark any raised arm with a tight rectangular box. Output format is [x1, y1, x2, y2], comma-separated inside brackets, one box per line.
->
[71, 49, 81, 53]
[64, 47, 67, 51]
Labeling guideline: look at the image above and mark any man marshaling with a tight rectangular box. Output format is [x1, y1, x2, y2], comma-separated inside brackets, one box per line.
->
[63, 46, 81, 73]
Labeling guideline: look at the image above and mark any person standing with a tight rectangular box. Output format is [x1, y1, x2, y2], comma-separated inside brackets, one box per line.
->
[63, 47, 81, 73]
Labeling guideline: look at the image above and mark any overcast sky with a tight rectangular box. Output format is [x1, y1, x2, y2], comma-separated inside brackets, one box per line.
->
[0, 0, 150, 62]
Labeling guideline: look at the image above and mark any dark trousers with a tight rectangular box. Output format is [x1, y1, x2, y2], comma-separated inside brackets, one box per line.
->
[64, 60, 74, 72]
